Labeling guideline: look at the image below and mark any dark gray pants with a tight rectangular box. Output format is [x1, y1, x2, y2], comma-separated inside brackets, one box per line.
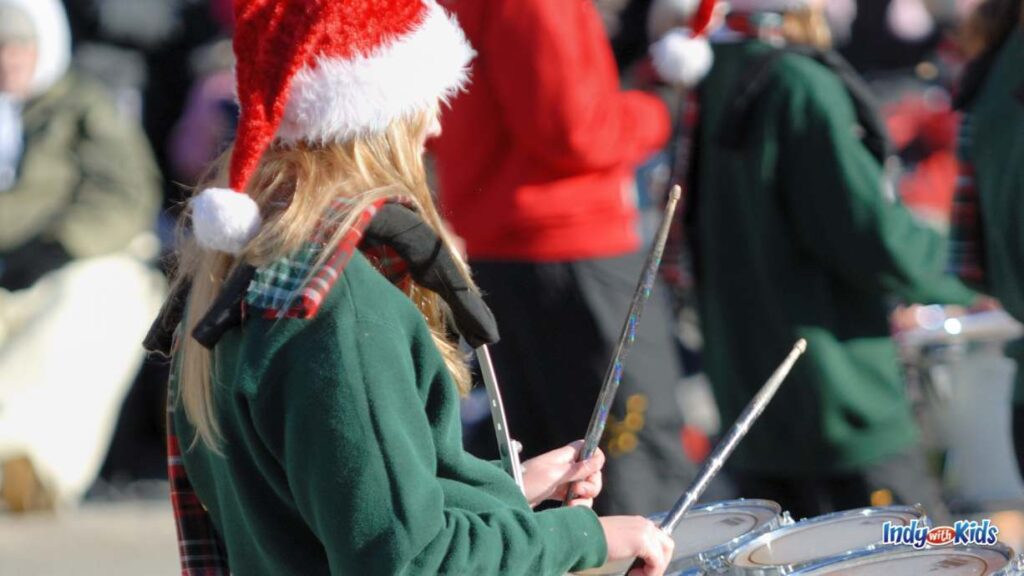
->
[468, 251, 697, 516]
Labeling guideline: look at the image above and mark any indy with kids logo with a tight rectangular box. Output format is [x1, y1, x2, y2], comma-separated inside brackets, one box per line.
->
[883, 519, 1002, 549]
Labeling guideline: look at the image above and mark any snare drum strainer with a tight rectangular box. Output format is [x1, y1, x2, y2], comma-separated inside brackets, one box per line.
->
[728, 506, 927, 575]
[791, 544, 1020, 576]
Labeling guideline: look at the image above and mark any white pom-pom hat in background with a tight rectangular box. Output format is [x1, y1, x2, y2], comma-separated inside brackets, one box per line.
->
[191, 0, 474, 254]
[649, 0, 719, 87]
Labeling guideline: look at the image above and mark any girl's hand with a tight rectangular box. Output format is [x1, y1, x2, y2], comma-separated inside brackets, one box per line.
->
[596, 516, 675, 576]
[521, 440, 605, 508]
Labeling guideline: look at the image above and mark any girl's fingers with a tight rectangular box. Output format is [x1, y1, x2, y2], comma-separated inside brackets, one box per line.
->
[646, 529, 675, 576]
[564, 450, 606, 482]
[570, 478, 601, 499]
[567, 497, 594, 508]
[635, 525, 672, 576]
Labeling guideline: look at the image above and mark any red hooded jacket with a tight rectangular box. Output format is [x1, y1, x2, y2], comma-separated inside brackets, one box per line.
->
[433, 0, 670, 261]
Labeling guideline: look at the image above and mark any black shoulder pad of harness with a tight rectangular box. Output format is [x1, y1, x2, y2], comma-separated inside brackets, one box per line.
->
[143, 277, 191, 356]
[141, 263, 257, 355]
[191, 264, 258, 350]
[363, 203, 500, 349]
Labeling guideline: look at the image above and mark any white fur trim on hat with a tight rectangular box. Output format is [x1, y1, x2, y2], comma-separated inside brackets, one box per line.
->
[0, 0, 71, 97]
[651, 29, 714, 87]
[727, 0, 811, 13]
[191, 188, 262, 254]
[278, 1, 475, 144]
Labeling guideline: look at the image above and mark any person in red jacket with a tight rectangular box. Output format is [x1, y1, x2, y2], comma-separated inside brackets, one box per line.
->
[433, 0, 697, 516]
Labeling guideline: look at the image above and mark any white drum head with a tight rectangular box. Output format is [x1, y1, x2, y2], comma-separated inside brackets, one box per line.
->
[575, 500, 781, 576]
[664, 500, 781, 560]
[793, 546, 1013, 576]
[730, 507, 924, 571]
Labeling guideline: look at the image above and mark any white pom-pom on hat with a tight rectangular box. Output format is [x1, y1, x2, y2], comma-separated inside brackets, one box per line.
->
[651, 29, 714, 87]
[191, 188, 262, 255]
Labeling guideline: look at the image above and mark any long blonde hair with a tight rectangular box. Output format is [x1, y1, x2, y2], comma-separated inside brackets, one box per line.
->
[781, 7, 833, 50]
[173, 111, 473, 450]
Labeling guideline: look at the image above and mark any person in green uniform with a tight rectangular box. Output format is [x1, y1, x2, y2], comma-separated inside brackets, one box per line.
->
[950, 0, 1024, 476]
[163, 1, 675, 574]
[652, 0, 976, 519]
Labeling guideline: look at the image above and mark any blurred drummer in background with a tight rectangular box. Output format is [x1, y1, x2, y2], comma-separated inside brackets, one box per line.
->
[950, 0, 1024, 475]
[650, 0, 977, 520]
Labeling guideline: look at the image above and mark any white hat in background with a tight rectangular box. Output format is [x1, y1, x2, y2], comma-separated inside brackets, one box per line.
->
[0, 0, 71, 97]
[649, 0, 719, 87]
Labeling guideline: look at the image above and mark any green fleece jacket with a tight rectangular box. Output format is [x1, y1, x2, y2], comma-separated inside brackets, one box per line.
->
[961, 30, 1024, 401]
[174, 253, 608, 575]
[691, 41, 975, 475]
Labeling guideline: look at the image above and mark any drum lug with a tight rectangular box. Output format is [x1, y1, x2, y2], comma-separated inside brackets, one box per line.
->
[911, 503, 930, 527]
[702, 554, 727, 573]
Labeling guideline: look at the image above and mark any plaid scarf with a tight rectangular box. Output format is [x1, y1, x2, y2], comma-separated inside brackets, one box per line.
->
[167, 354, 229, 575]
[246, 198, 397, 318]
[168, 198, 411, 575]
[948, 112, 987, 287]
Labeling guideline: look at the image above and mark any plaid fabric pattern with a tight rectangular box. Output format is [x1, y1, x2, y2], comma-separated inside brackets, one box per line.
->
[246, 199, 388, 319]
[167, 332, 230, 575]
[361, 244, 411, 289]
[948, 112, 987, 287]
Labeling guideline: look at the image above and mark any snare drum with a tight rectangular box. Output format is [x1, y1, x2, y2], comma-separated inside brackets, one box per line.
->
[791, 544, 1020, 575]
[727, 506, 927, 575]
[577, 499, 784, 576]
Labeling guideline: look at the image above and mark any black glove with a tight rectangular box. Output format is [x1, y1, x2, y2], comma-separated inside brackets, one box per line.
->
[0, 239, 72, 291]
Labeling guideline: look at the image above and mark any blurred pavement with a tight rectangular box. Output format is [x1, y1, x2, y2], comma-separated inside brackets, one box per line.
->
[0, 500, 178, 575]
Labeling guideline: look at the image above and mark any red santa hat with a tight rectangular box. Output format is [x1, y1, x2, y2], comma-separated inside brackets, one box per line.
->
[192, 0, 474, 254]
[649, 0, 718, 87]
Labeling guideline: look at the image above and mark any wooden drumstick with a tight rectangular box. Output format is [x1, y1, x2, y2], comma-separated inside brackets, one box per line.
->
[622, 339, 807, 575]
[565, 186, 683, 505]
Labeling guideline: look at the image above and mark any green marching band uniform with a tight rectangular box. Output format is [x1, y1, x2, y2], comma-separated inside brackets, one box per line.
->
[953, 25, 1024, 403]
[688, 38, 975, 478]
[172, 251, 607, 575]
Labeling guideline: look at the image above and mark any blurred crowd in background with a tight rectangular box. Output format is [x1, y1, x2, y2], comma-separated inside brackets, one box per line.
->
[0, 0, 1023, 553]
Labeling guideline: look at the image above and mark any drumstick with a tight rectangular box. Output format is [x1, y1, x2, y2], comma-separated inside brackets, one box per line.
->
[661, 339, 806, 532]
[622, 339, 807, 575]
[565, 186, 683, 505]
[476, 345, 526, 493]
